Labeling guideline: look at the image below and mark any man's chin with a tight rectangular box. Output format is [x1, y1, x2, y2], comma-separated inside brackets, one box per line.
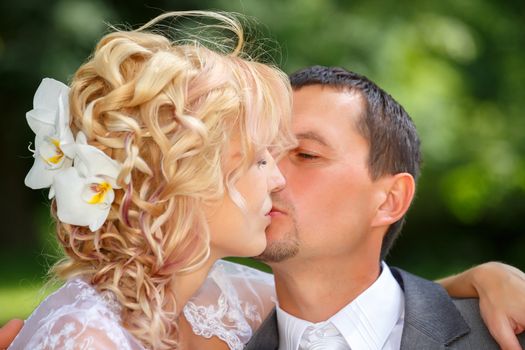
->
[256, 236, 300, 263]
[265, 222, 291, 242]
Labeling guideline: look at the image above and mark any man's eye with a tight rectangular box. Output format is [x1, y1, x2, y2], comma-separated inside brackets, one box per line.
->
[296, 152, 318, 160]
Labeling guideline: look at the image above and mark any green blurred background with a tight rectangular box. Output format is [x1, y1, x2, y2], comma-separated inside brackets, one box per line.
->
[1, 0, 524, 325]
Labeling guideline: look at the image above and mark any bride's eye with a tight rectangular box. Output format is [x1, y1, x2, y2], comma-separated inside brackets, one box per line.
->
[257, 158, 268, 168]
[255, 148, 271, 168]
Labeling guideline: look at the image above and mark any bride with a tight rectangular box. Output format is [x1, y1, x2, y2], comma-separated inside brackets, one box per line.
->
[11, 11, 295, 350]
[7, 10, 525, 350]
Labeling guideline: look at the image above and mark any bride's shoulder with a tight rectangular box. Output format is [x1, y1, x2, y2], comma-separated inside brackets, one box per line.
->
[198, 259, 275, 308]
[9, 279, 142, 350]
[183, 260, 276, 350]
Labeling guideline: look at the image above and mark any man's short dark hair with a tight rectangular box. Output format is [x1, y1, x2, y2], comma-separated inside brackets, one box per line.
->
[289, 65, 422, 259]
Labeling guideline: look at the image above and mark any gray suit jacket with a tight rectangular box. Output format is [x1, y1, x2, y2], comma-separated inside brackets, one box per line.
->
[245, 267, 525, 349]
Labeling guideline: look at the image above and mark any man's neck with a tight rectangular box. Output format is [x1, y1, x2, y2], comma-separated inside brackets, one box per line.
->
[270, 255, 381, 323]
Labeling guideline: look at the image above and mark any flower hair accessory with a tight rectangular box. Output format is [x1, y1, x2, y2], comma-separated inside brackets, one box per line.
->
[25, 78, 74, 197]
[25, 78, 122, 231]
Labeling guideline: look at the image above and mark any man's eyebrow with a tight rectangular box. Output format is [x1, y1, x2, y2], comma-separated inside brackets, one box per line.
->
[295, 132, 330, 147]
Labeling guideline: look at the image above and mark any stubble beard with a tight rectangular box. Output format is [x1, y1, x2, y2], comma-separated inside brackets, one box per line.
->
[255, 196, 301, 263]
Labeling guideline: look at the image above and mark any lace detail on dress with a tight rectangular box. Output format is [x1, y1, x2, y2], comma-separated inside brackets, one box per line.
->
[9, 279, 144, 350]
[184, 295, 249, 350]
[11, 261, 275, 350]
[183, 260, 276, 350]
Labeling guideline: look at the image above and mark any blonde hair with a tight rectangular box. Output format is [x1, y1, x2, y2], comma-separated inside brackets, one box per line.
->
[51, 11, 295, 349]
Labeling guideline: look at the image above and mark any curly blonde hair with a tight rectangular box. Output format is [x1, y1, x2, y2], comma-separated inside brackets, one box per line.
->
[50, 11, 295, 349]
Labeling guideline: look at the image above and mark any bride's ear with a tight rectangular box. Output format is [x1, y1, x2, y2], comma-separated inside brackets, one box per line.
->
[372, 173, 415, 228]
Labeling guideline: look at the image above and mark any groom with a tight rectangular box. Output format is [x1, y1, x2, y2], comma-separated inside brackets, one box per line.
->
[246, 66, 525, 349]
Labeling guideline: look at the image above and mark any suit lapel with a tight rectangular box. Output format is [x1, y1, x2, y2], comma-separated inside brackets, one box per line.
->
[244, 307, 279, 350]
[391, 267, 471, 349]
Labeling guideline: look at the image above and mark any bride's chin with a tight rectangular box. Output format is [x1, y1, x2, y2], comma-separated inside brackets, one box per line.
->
[230, 232, 268, 258]
[251, 233, 269, 256]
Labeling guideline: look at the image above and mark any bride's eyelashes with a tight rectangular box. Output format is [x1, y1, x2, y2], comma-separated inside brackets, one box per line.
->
[255, 149, 272, 169]
[257, 158, 268, 168]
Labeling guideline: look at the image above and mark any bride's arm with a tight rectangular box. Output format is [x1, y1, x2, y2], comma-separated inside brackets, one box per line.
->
[437, 262, 525, 350]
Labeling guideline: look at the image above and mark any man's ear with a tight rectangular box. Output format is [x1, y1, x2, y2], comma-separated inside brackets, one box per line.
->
[372, 173, 415, 228]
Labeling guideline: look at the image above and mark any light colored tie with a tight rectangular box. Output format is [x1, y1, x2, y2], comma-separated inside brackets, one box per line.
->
[298, 321, 350, 350]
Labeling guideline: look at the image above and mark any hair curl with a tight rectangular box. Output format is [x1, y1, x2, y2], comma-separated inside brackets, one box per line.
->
[50, 11, 295, 349]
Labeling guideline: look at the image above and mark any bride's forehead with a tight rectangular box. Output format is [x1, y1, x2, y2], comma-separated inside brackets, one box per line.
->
[220, 134, 263, 169]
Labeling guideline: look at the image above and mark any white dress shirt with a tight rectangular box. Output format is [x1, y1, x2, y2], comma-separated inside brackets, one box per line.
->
[277, 262, 405, 350]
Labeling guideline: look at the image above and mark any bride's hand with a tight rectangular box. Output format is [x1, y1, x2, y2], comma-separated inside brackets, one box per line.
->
[438, 262, 525, 350]
[475, 263, 525, 350]
[0, 319, 23, 349]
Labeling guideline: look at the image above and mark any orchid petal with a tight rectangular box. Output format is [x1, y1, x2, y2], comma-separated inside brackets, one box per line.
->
[54, 168, 112, 232]
[60, 140, 77, 159]
[26, 79, 69, 135]
[24, 154, 73, 195]
[56, 91, 71, 136]
[74, 144, 121, 188]
[39, 137, 66, 169]
[80, 177, 115, 207]
[33, 78, 69, 112]
[61, 132, 88, 178]
[89, 214, 108, 232]
[74, 154, 89, 179]
[33, 133, 46, 156]
[24, 156, 56, 189]
[26, 109, 56, 136]
[76, 131, 88, 145]
[48, 186, 55, 200]
[61, 130, 88, 159]
[60, 127, 75, 149]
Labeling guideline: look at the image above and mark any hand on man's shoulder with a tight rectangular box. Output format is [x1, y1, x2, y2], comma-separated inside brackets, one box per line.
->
[453, 297, 525, 350]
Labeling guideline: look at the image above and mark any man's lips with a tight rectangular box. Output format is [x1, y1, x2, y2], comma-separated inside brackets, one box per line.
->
[268, 206, 286, 217]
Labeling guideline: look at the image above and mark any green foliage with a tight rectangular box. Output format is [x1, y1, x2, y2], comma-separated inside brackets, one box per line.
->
[0, 283, 59, 326]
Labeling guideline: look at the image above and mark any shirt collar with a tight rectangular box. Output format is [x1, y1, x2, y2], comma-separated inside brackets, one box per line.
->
[331, 262, 404, 349]
[276, 303, 311, 350]
[276, 262, 404, 350]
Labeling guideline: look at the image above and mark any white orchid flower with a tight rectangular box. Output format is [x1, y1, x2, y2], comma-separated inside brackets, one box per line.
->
[24, 78, 74, 198]
[24, 80, 124, 232]
[54, 132, 122, 232]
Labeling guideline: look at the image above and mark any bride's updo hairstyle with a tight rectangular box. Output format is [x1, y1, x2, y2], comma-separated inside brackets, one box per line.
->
[51, 11, 295, 349]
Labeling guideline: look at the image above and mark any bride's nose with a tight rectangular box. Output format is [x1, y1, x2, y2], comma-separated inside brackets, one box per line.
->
[269, 163, 285, 193]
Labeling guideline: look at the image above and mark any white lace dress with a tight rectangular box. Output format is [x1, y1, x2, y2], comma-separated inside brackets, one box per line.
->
[8, 260, 276, 350]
